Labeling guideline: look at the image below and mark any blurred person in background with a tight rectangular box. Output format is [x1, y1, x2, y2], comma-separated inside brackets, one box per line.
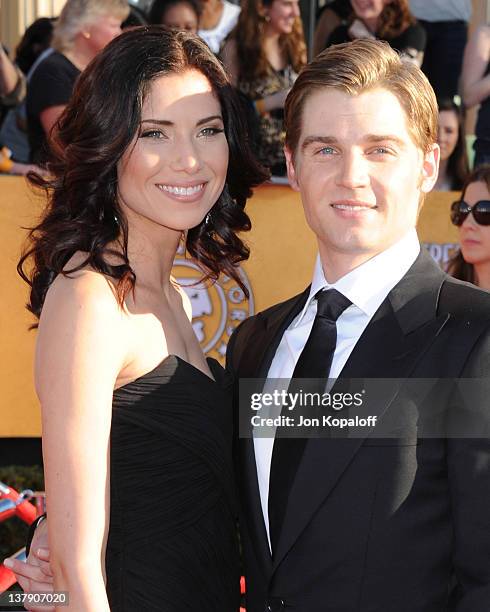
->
[0, 45, 25, 116]
[409, 0, 471, 100]
[221, 0, 306, 177]
[462, 24, 490, 169]
[15, 17, 56, 75]
[149, 0, 202, 33]
[434, 97, 469, 191]
[448, 165, 490, 290]
[26, 0, 129, 164]
[322, 0, 426, 66]
[198, 0, 240, 53]
[0, 145, 40, 176]
[0, 18, 55, 165]
[313, 0, 351, 57]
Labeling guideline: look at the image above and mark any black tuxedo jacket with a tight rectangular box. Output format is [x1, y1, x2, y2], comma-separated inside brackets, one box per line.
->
[227, 250, 490, 612]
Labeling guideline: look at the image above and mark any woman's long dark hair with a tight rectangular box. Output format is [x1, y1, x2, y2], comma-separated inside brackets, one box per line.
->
[437, 97, 470, 191]
[18, 26, 268, 320]
[447, 164, 490, 284]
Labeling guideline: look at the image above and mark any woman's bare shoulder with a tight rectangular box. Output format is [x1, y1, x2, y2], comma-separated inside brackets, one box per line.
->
[45, 252, 122, 311]
[39, 253, 126, 340]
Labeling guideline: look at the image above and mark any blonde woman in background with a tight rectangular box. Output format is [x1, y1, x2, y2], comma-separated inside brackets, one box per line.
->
[26, 0, 129, 164]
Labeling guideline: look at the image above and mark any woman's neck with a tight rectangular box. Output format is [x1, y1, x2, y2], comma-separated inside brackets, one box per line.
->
[123, 213, 183, 293]
[263, 31, 285, 69]
[200, 0, 224, 31]
[64, 41, 94, 71]
[474, 261, 490, 291]
[362, 16, 379, 34]
[263, 23, 281, 43]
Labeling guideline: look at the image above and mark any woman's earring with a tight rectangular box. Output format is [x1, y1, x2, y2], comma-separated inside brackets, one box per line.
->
[204, 212, 211, 226]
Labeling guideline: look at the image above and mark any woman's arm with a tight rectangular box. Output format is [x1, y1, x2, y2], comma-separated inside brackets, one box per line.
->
[0, 45, 21, 98]
[39, 105, 66, 137]
[462, 25, 490, 108]
[37, 270, 126, 611]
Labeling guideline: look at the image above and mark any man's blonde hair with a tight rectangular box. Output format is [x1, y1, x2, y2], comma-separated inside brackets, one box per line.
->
[285, 39, 438, 156]
[53, 0, 129, 52]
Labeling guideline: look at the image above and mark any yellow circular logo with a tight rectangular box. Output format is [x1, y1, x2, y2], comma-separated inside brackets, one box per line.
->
[173, 257, 254, 363]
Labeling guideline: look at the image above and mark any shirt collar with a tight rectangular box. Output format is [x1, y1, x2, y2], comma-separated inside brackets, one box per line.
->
[295, 229, 420, 326]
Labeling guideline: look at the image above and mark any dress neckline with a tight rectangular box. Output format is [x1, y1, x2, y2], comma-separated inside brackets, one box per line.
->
[114, 355, 221, 393]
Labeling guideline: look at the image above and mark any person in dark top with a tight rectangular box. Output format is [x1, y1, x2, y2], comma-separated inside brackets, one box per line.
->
[323, 0, 426, 66]
[15, 17, 55, 75]
[26, 0, 129, 164]
[26, 52, 80, 164]
[0, 19, 55, 163]
[462, 24, 490, 169]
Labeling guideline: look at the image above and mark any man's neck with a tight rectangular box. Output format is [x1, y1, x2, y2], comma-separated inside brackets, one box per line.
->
[317, 233, 416, 284]
[318, 250, 373, 284]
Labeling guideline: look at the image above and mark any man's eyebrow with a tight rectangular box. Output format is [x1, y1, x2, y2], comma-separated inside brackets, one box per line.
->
[301, 135, 339, 151]
[363, 134, 406, 147]
[300, 134, 406, 151]
[140, 115, 224, 127]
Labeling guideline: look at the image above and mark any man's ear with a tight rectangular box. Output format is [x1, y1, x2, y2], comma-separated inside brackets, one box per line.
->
[420, 142, 440, 193]
[284, 146, 300, 191]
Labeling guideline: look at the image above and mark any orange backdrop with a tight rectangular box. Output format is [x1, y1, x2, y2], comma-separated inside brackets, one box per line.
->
[0, 178, 459, 437]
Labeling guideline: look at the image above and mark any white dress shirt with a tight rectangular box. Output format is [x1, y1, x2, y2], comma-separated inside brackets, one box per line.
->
[254, 229, 421, 550]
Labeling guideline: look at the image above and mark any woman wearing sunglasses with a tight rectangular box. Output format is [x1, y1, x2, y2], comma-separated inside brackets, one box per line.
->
[448, 164, 490, 290]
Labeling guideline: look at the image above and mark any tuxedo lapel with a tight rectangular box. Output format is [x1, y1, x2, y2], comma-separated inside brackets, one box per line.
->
[237, 288, 310, 573]
[237, 288, 311, 379]
[272, 250, 451, 571]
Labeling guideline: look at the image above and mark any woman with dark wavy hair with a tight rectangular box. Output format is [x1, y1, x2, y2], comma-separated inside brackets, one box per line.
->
[221, 0, 307, 176]
[321, 0, 426, 66]
[16, 25, 267, 611]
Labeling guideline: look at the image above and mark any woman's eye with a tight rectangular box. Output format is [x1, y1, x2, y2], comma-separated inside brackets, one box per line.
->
[140, 129, 165, 139]
[199, 127, 225, 137]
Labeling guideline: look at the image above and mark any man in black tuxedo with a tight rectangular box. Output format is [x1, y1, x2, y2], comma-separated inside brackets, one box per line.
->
[227, 39, 490, 611]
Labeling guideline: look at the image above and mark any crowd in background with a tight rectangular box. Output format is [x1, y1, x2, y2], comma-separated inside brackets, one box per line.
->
[0, 0, 489, 289]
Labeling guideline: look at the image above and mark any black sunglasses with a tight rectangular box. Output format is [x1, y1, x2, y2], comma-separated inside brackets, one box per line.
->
[450, 199, 490, 226]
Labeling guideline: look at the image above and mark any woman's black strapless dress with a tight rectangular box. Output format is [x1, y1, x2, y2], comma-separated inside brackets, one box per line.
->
[105, 355, 240, 611]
